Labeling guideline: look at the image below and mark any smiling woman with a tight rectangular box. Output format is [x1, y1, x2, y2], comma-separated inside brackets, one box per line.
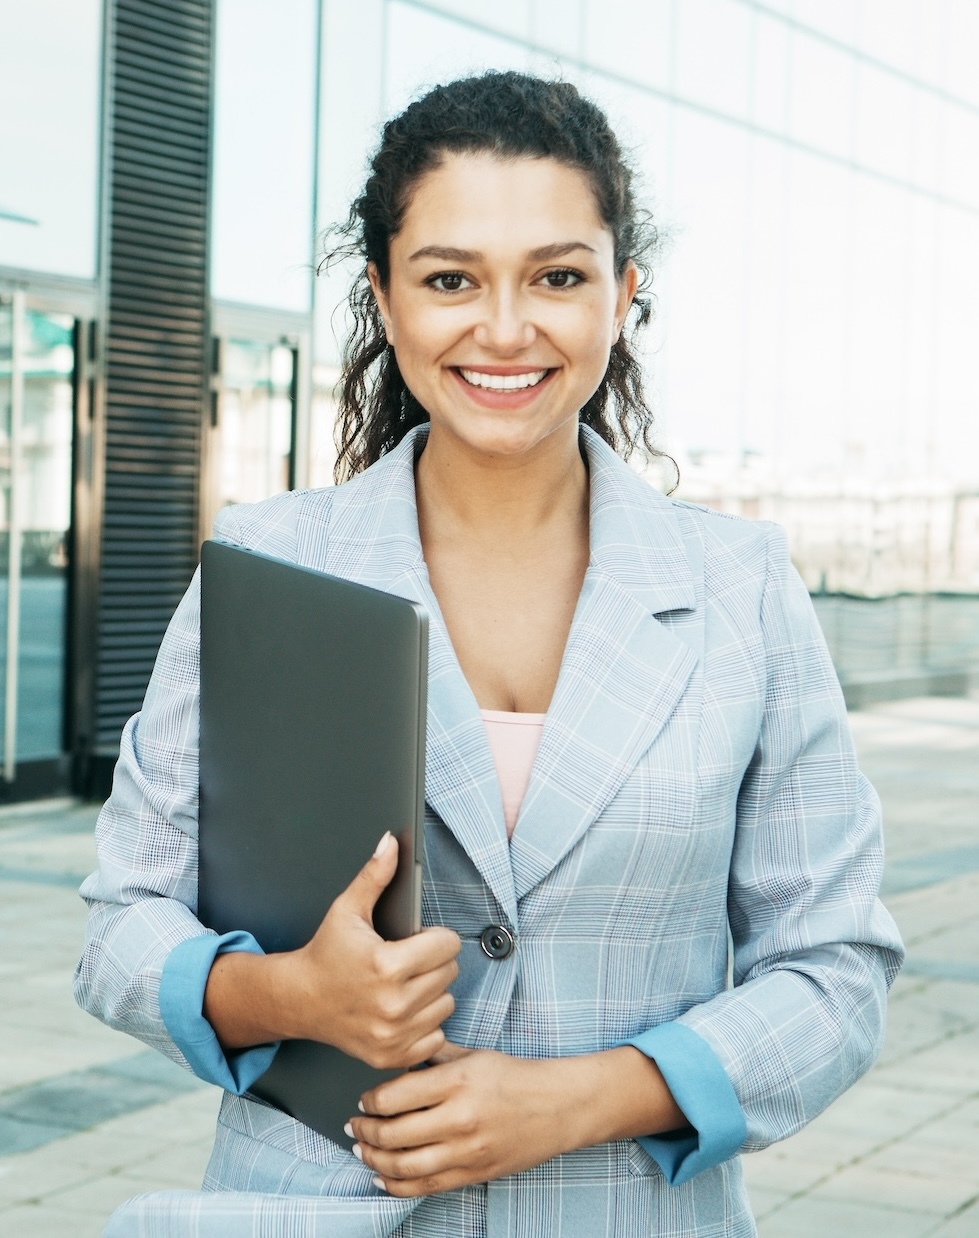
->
[77, 72, 903, 1238]
[328, 73, 659, 483]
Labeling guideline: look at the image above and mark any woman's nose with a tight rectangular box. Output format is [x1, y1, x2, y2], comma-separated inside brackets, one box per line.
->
[472, 292, 536, 354]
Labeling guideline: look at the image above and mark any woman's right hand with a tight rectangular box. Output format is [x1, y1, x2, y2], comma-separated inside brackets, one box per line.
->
[279, 831, 460, 1067]
[202, 832, 461, 1069]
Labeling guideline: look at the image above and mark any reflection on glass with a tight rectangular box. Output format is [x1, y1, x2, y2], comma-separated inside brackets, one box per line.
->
[308, 364, 340, 490]
[219, 340, 294, 508]
[0, 307, 73, 766]
[0, 307, 10, 740]
[210, 0, 316, 310]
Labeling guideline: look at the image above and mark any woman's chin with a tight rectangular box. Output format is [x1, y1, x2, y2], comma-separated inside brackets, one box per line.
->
[432, 413, 578, 464]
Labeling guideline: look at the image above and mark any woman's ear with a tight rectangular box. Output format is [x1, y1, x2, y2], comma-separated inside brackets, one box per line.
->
[614, 261, 640, 341]
[367, 263, 395, 345]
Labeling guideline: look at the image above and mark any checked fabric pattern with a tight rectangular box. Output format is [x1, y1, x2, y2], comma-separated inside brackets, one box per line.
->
[77, 426, 903, 1238]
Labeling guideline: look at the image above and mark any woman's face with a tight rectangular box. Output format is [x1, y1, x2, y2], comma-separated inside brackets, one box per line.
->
[369, 153, 638, 465]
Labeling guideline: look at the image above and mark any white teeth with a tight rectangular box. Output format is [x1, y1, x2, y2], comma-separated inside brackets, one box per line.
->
[458, 368, 548, 391]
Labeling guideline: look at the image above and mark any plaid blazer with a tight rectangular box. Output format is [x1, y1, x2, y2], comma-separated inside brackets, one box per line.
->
[78, 426, 902, 1237]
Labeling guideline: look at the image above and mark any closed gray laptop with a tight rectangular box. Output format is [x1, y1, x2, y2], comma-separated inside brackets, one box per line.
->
[198, 539, 427, 1144]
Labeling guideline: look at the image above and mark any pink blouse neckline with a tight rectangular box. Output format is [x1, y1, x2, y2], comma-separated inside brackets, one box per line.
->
[479, 708, 547, 724]
[479, 709, 546, 837]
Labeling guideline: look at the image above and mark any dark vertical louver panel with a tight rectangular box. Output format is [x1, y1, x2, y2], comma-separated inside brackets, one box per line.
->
[96, 0, 212, 750]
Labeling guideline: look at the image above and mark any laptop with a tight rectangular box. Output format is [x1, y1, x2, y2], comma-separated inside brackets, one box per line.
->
[198, 539, 428, 1143]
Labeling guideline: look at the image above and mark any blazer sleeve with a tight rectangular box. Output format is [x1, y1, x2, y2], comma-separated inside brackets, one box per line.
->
[73, 508, 278, 1091]
[636, 522, 904, 1177]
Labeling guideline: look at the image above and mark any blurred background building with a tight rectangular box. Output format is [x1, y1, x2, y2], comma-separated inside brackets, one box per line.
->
[1, 0, 978, 801]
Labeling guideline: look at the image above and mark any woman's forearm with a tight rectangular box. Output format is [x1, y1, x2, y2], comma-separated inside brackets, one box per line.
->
[203, 949, 301, 1049]
[547, 1046, 688, 1151]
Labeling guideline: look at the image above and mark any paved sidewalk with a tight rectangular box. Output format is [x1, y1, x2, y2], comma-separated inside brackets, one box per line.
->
[744, 696, 979, 1236]
[0, 695, 977, 1236]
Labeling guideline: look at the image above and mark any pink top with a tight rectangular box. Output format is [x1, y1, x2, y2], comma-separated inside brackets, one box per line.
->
[480, 709, 546, 838]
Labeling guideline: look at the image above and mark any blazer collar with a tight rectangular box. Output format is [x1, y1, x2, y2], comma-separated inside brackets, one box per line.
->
[296, 426, 699, 914]
[300, 425, 696, 606]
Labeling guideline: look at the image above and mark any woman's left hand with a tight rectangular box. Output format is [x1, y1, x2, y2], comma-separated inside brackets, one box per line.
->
[347, 1043, 585, 1197]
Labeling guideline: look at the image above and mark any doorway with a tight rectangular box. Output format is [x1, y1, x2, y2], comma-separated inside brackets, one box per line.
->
[0, 292, 76, 799]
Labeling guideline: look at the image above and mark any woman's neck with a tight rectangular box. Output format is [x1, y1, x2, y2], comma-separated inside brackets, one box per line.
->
[415, 422, 589, 546]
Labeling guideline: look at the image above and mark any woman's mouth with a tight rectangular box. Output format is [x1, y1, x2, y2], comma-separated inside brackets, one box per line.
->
[457, 368, 550, 391]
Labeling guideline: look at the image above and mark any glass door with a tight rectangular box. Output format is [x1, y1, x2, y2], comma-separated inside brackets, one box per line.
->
[201, 336, 297, 542]
[0, 292, 75, 796]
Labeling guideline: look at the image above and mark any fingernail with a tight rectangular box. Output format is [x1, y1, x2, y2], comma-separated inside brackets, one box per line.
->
[358, 1100, 365, 1113]
[373, 831, 392, 858]
[343, 1122, 353, 1139]
[372, 1177, 387, 1192]
[351, 1143, 363, 1161]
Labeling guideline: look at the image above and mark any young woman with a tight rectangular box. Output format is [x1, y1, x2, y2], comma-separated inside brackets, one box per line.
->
[77, 72, 903, 1237]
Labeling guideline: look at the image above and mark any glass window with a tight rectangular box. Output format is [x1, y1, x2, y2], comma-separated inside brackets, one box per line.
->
[787, 0, 860, 46]
[788, 35, 856, 162]
[901, 194, 939, 474]
[910, 91, 944, 198]
[941, 109, 979, 209]
[0, 0, 102, 279]
[855, 0, 918, 77]
[0, 305, 74, 765]
[854, 66, 915, 186]
[210, 0, 318, 312]
[846, 177, 910, 477]
[529, 0, 584, 59]
[751, 12, 791, 136]
[217, 340, 295, 509]
[384, 2, 530, 118]
[776, 154, 855, 473]
[673, 0, 752, 123]
[735, 136, 791, 465]
[660, 110, 753, 458]
[313, 1, 386, 369]
[308, 365, 340, 490]
[932, 207, 979, 470]
[580, 0, 673, 95]
[420, 0, 530, 41]
[936, 1, 979, 108]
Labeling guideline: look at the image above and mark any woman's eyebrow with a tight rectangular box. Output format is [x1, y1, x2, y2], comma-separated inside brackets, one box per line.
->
[527, 241, 597, 260]
[408, 241, 598, 262]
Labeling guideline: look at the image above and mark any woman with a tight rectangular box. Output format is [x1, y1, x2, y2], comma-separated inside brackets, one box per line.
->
[77, 72, 903, 1237]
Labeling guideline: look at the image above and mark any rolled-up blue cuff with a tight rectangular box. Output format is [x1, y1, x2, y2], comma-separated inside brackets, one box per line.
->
[626, 1021, 747, 1186]
[160, 931, 280, 1093]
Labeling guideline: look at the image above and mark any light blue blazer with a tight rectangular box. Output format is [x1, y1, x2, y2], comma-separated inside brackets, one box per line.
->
[76, 426, 903, 1237]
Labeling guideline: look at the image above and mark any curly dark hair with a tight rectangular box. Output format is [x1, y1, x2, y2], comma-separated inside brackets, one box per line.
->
[323, 71, 665, 482]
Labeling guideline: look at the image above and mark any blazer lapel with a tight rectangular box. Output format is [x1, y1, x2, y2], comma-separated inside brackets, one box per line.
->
[295, 432, 517, 923]
[508, 430, 702, 902]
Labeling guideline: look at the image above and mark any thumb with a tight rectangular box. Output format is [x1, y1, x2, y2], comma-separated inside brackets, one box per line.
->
[340, 830, 399, 923]
[428, 1040, 470, 1066]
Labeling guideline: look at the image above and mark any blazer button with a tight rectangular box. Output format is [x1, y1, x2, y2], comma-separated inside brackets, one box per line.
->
[479, 924, 515, 960]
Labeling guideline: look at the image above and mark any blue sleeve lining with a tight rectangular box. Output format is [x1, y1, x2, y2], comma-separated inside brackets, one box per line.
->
[625, 1021, 747, 1186]
[159, 931, 280, 1093]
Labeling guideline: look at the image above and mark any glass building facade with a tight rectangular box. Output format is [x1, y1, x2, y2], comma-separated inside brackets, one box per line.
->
[1, 0, 977, 797]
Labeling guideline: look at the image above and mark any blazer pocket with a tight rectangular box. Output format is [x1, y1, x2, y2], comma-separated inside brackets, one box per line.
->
[626, 1137, 666, 1179]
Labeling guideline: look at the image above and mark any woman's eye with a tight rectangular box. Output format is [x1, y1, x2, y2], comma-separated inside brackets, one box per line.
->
[541, 268, 583, 288]
[428, 272, 470, 292]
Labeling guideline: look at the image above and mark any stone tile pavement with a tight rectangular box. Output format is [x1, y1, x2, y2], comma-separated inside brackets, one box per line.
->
[0, 695, 977, 1236]
[746, 696, 979, 1237]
